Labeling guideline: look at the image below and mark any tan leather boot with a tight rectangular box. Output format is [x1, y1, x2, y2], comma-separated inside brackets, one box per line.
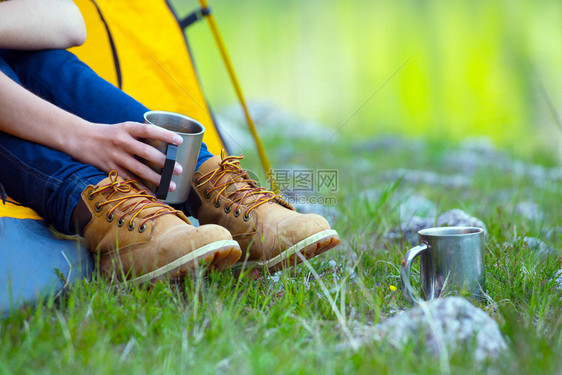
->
[188, 152, 340, 273]
[82, 171, 241, 282]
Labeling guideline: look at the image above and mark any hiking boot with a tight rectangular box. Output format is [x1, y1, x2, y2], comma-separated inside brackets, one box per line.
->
[185, 152, 340, 273]
[81, 171, 241, 283]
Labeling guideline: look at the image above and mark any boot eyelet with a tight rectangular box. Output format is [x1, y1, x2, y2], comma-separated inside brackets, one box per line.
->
[204, 189, 211, 199]
[138, 224, 146, 233]
[243, 212, 251, 222]
[233, 208, 241, 217]
[224, 205, 232, 214]
[128, 222, 135, 231]
[214, 198, 221, 208]
[94, 203, 103, 213]
[117, 218, 125, 227]
[106, 213, 114, 223]
[88, 192, 95, 200]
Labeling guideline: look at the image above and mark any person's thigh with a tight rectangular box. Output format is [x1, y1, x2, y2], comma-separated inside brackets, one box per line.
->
[0, 49, 214, 167]
[0, 49, 146, 123]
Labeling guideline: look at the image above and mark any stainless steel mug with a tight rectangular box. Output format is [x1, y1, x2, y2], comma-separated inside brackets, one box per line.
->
[141, 111, 204, 204]
[400, 226, 486, 303]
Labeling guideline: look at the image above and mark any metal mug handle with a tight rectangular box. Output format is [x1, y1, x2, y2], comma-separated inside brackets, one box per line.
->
[155, 144, 178, 200]
[400, 243, 430, 303]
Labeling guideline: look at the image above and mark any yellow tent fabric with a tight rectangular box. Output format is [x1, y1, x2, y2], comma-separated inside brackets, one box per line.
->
[0, 199, 42, 220]
[69, 0, 224, 155]
[3, 0, 226, 221]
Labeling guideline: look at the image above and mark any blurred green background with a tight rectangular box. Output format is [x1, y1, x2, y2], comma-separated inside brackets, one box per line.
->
[171, 0, 562, 160]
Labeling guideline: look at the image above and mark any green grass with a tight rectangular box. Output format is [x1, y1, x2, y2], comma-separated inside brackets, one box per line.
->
[2, 132, 561, 374]
[2, 1, 562, 372]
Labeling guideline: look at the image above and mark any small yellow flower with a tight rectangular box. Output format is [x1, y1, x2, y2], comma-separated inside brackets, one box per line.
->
[389, 285, 397, 292]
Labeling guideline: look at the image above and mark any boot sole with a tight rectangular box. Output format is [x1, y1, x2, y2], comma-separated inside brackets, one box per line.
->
[129, 239, 241, 284]
[236, 229, 341, 274]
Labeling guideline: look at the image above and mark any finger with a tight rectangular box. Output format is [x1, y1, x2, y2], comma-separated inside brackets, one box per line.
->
[124, 138, 183, 176]
[148, 181, 176, 193]
[121, 157, 161, 186]
[174, 162, 182, 175]
[126, 122, 183, 145]
[118, 155, 177, 192]
[128, 139, 167, 168]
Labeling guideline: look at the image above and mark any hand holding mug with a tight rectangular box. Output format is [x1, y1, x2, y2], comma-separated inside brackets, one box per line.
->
[139, 111, 205, 204]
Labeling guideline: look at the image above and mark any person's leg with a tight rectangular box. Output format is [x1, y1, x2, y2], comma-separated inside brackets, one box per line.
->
[0, 49, 213, 168]
[3, 50, 339, 273]
[0, 52, 241, 279]
[0, 55, 106, 234]
[0, 48, 214, 232]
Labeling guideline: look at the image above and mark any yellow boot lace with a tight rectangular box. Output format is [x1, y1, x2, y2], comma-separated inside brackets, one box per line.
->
[195, 151, 281, 219]
[89, 170, 184, 231]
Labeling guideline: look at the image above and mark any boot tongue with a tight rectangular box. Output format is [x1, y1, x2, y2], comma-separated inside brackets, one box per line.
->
[94, 173, 187, 221]
[197, 154, 293, 209]
[96, 175, 155, 208]
[215, 158, 262, 204]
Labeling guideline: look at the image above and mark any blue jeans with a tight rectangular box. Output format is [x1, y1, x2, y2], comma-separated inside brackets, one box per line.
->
[0, 49, 213, 234]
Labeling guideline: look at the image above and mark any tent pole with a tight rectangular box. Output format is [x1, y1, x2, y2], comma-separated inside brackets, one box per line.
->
[198, 0, 278, 193]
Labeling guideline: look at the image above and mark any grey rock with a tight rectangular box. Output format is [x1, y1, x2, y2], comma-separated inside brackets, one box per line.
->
[442, 137, 505, 175]
[436, 209, 488, 234]
[443, 149, 485, 174]
[348, 158, 376, 174]
[352, 297, 507, 365]
[460, 136, 498, 156]
[550, 167, 562, 180]
[362, 189, 436, 222]
[393, 193, 437, 220]
[526, 165, 562, 183]
[358, 188, 382, 203]
[444, 139, 562, 188]
[514, 201, 543, 221]
[214, 115, 254, 154]
[388, 216, 435, 243]
[545, 227, 562, 241]
[291, 201, 339, 226]
[388, 209, 487, 243]
[381, 168, 471, 188]
[522, 237, 556, 257]
[553, 269, 562, 291]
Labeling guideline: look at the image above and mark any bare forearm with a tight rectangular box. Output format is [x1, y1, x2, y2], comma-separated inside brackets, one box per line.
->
[0, 0, 86, 50]
[0, 72, 183, 188]
[0, 71, 89, 153]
